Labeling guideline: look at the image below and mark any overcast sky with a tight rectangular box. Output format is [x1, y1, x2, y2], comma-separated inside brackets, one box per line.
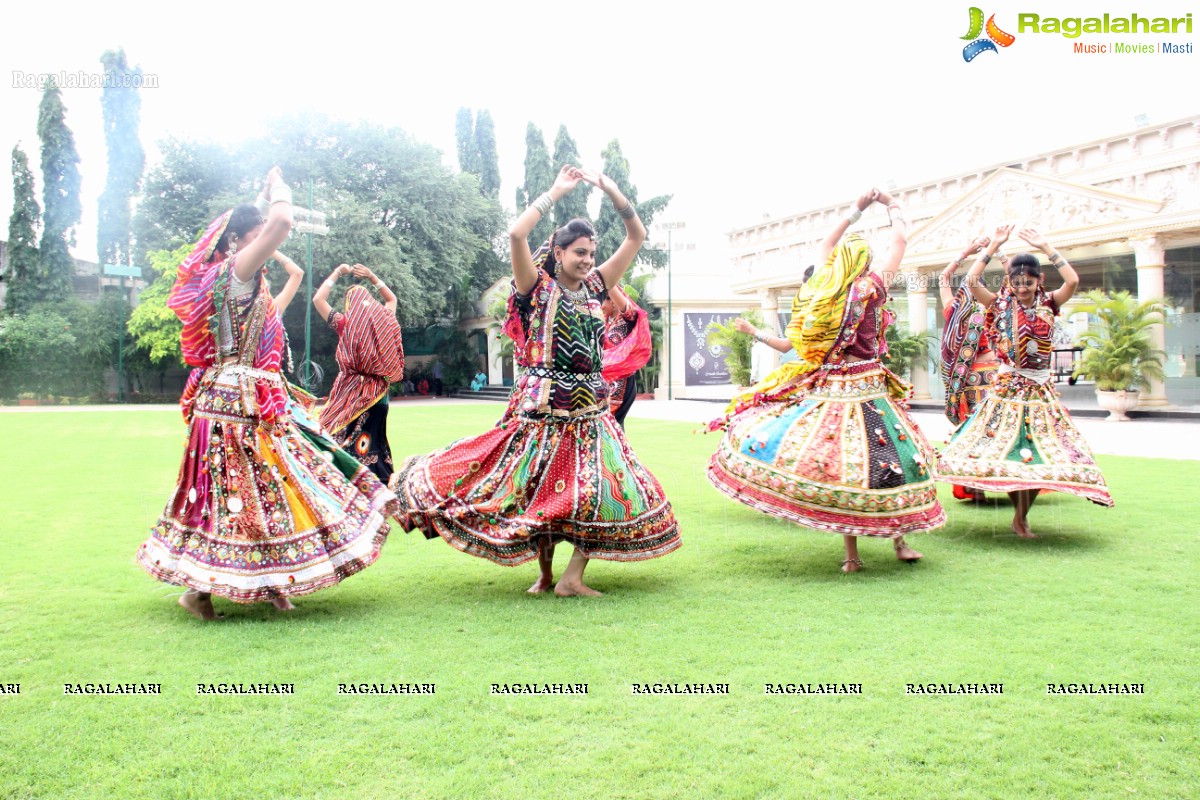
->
[2, 0, 1196, 262]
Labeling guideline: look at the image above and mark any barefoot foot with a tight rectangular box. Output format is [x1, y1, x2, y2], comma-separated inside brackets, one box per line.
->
[894, 545, 924, 562]
[841, 558, 863, 574]
[1012, 520, 1038, 539]
[554, 579, 603, 597]
[271, 597, 296, 612]
[527, 576, 554, 594]
[179, 590, 218, 620]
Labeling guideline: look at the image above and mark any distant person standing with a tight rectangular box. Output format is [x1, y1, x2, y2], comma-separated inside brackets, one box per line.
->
[431, 361, 444, 396]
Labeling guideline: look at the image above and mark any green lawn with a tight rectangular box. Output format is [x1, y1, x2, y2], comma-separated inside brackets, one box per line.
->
[0, 405, 1196, 799]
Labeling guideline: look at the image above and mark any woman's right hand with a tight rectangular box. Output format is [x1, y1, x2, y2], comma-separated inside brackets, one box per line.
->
[733, 318, 758, 337]
[964, 236, 990, 257]
[855, 188, 879, 211]
[265, 166, 284, 189]
[551, 164, 583, 195]
[991, 224, 1014, 247]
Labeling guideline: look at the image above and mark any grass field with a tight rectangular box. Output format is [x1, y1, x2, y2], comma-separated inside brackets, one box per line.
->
[0, 404, 1196, 799]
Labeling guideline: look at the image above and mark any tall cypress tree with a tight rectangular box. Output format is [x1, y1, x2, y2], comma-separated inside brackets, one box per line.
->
[474, 110, 501, 199]
[595, 139, 671, 266]
[97, 48, 145, 271]
[551, 124, 590, 226]
[5, 145, 42, 314]
[455, 107, 481, 176]
[517, 123, 554, 245]
[37, 78, 82, 302]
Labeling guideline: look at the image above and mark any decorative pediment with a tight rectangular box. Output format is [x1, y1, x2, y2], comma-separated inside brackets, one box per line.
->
[908, 168, 1164, 256]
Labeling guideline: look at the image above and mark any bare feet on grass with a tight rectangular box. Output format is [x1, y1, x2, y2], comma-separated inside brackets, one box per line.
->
[527, 575, 554, 594]
[554, 579, 603, 597]
[894, 538, 923, 562]
[271, 597, 296, 612]
[1012, 518, 1038, 539]
[179, 590, 218, 620]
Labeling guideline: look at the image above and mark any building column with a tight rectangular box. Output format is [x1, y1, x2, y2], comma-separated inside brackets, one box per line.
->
[486, 326, 504, 386]
[903, 270, 931, 400]
[1129, 235, 1169, 407]
[759, 289, 781, 376]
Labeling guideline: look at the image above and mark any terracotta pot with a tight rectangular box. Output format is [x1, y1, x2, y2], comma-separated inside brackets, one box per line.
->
[1095, 389, 1139, 422]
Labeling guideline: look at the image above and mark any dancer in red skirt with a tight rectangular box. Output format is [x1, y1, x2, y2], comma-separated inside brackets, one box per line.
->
[393, 165, 680, 596]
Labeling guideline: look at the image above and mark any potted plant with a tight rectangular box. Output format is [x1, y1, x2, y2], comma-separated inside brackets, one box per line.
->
[17, 392, 39, 407]
[1072, 290, 1165, 421]
[707, 310, 765, 390]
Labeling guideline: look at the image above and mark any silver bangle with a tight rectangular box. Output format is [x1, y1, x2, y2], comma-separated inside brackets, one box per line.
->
[532, 193, 554, 217]
[254, 196, 269, 215]
[754, 331, 768, 343]
[269, 184, 293, 205]
[845, 208, 862, 226]
[980, 254, 992, 265]
[1048, 251, 1064, 266]
[617, 200, 637, 220]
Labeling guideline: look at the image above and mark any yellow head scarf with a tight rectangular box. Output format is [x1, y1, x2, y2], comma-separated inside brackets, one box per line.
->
[726, 234, 872, 411]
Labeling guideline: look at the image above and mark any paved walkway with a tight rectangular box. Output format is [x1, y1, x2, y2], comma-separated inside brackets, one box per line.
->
[4, 398, 1194, 461]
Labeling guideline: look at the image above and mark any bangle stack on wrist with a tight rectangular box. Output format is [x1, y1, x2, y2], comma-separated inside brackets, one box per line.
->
[980, 254, 992, 265]
[845, 208, 862, 226]
[532, 193, 554, 217]
[269, 183, 293, 205]
[617, 200, 637, 220]
[254, 196, 269, 215]
[1048, 251, 1064, 267]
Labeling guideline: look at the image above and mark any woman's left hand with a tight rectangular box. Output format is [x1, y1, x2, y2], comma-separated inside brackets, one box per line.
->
[1017, 228, 1050, 251]
[578, 168, 612, 194]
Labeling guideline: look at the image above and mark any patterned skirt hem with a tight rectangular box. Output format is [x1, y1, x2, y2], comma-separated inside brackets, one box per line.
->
[400, 511, 681, 567]
[935, 475, 1114, 507]
[708, 461, 946, 537]
[136, 489, 395, 603]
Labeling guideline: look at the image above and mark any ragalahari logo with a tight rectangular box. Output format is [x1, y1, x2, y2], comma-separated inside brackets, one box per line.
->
[962, 7, 1016, 61]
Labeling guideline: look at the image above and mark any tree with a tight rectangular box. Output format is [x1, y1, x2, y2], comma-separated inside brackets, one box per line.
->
[516, 123, 554, 245]
[5, 146, 41, 314]
[97, 48, 145, 271]
[130, 115, 507, 386]
[455, 107, 481, 176]
[126, 241, 191, 367]
[474, 110, 501, 199]
[36, 79, 82, 304]
[551, 125, 590, 226]
[595, 139, 671, 267]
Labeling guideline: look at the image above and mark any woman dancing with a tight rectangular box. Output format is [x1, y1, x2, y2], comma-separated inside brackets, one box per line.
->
[601, 283, 652, 428]
[393, 165, 680, 596]
[939, 236, 1000, 501]
[708, 188, 945, 573]
[136, 168, 397, 619]
[937, 225, 1113, 537]
[314, 263, 405, 486]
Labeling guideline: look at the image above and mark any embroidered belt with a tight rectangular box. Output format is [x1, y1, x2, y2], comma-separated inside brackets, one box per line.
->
[210, 364, 284, 383]
[997, 364, 1051, 384]
[525, 366, 602, 382]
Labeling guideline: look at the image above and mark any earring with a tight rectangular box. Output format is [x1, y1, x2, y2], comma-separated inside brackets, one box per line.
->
[229, 236, 238, 255]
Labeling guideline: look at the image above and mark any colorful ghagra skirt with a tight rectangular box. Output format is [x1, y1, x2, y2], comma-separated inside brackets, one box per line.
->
[936, 371, 1114, 506]
[707, 360, 946, 537]
[392, 404, 680, 566]
[137, 365, 398, 603]
[333, 395, 395, 487]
